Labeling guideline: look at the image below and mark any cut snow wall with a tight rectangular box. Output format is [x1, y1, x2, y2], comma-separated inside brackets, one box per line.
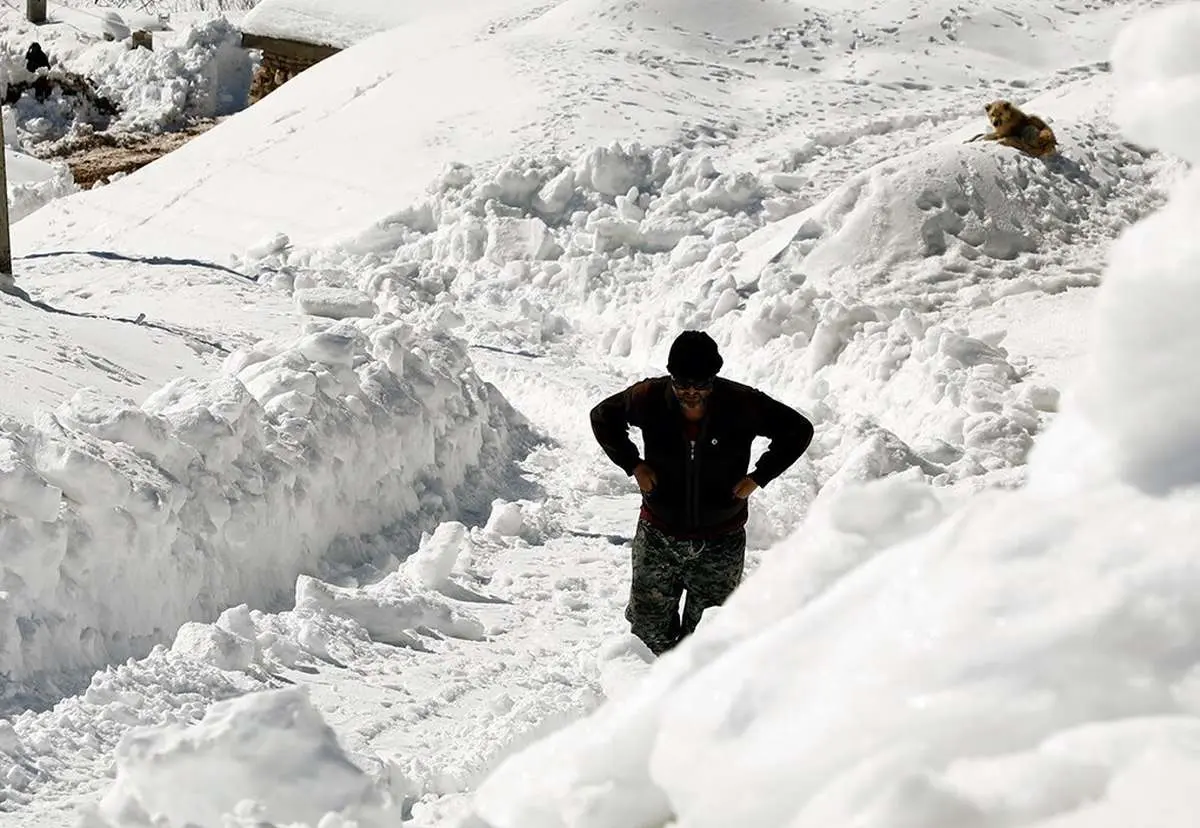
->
[0, 316, 530, 698]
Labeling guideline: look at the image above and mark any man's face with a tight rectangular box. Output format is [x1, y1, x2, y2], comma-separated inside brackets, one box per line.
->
[671, 376, 713, 410]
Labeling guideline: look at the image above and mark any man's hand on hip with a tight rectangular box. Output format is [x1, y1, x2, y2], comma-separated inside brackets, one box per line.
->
[633, 462, 657, 493]
[733, 477, 759, 499]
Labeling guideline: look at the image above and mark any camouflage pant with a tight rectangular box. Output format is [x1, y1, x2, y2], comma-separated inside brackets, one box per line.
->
[625, 519, 746, 655]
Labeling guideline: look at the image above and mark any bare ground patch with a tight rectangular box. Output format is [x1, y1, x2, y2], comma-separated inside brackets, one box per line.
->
[51, 119, 227, 189]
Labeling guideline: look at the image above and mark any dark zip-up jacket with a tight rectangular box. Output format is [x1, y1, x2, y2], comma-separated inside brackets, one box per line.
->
[590, 377, 814, 536]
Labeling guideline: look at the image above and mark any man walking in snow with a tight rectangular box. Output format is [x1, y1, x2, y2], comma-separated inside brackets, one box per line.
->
[590, 330, 814, 655]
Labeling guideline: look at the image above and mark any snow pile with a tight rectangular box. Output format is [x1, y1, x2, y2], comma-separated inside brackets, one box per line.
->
[242, 141, 1052, 498]
[170, 561, 485, 675]
[0, 14, 254, 148]
[781, 115, 1161, 301]
[405, 521, 474, 590]
[81, 17, 254, 132]
[5, 146, 78, 222]
[0, 316, 529, 693]
[464, 4, 1200, 827]
[85, 686, 400, 828]
[1033, 0, 1200, 497]
[242, 0, 466, 50]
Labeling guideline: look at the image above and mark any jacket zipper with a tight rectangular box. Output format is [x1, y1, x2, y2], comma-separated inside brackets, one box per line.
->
[689, 438, 703, 529]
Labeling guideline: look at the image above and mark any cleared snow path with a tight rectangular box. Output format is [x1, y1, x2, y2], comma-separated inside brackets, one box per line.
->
[0, 343, 645, 826]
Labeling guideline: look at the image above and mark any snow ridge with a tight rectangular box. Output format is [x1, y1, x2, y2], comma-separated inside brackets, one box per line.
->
[0, 316, 532, 699]
[239, 140, 1078, 511]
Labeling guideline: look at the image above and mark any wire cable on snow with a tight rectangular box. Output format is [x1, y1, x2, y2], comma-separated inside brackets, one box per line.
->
[1, 280, 230, 354]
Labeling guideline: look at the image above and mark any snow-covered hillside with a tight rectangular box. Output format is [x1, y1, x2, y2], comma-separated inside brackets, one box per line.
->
[11, 0, 1162, 258]
[0, 0, 1197, 825]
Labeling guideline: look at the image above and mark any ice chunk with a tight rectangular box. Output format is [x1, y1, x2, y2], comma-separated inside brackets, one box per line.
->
[294, 287, 377, 320]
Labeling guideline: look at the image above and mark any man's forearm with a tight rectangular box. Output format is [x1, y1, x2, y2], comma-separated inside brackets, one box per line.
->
[751, 399, 814, 485]
[590, 393, 641, 474]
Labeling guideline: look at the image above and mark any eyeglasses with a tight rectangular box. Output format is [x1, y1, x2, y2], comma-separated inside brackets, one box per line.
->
[671, 376, 714, 391]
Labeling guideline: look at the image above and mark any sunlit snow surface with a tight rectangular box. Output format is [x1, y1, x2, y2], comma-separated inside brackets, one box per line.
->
[0, 0, 1196, 826]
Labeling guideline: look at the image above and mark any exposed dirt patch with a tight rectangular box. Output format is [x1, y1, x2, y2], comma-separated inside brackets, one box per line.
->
[54, 119, 227, 189]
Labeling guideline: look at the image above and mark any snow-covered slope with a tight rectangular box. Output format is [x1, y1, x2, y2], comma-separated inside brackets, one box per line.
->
[12, 0, 1153, 259]
[0, 292, 212, 420]
[0, 0, 1195, 825]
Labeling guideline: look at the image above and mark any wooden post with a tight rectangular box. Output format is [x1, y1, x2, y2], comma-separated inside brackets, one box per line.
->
[0, 111, 11, 279]
[27, 0, 47, 24]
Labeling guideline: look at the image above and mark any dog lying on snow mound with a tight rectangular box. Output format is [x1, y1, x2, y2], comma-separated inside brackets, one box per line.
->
[966, 99, 1057, 157]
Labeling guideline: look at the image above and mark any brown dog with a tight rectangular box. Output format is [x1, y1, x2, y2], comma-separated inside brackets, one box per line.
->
[966, 100, 1057, 157]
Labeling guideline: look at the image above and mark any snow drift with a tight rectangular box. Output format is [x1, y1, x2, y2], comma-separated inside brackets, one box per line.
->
[4, 146, 78, 222]
[466, 3, 1200, 827]
[781, 106, 1162, 302]
[242, 138, 1056, 516]
[0, 316, 531, 697]
[86, 687, 400, 828]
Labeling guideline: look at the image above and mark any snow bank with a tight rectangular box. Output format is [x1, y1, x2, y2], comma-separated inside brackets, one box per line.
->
[6, 147, 78, 222]
[81, 17, 255, 132]
[0, 316, 530, 694]
[777, 118, 1159, 300]
[1032, 1, 1200, 496]
[242, 139, 1055, 519]
[0, 15, 254, 148]
[465, 4, 1200, 827]
[86, 687, 399, 828]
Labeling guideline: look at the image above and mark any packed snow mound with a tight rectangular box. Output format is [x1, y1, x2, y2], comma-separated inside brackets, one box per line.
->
[86, 686, 400, 828]
[5, 146, 78, 222]
[466, 4, 1200, 827]
[762, 102, 1163, 302]
[0, 316, 530, 695]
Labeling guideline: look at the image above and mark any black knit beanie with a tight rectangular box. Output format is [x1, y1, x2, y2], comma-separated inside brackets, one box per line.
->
[666, 330, 723, 379]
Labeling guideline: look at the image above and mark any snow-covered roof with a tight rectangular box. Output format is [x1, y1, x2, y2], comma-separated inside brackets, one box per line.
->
[240, 0, 432, 50]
